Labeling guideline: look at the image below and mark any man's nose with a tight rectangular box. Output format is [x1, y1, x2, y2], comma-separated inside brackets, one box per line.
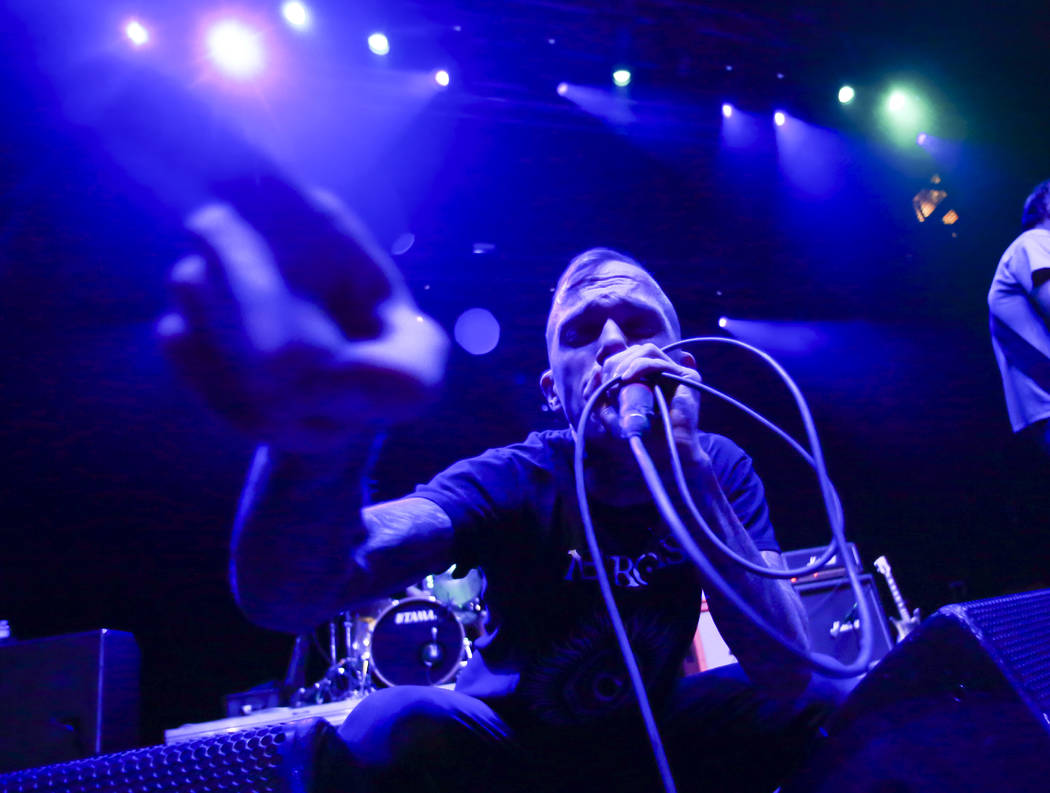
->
[596, 319, 628, 364]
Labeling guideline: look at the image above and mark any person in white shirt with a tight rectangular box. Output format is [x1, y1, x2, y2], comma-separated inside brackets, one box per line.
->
[988, 179, 1050, 454]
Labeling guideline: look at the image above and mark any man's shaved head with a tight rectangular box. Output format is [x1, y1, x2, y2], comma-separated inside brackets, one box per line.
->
[545, 247, 681, 350]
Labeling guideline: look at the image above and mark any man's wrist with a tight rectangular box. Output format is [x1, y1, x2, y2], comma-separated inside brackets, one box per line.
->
[267, 432, 379, 485]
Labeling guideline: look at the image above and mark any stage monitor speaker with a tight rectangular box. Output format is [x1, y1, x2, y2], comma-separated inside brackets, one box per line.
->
[784, 588, 1050, 793]
[0, 718, 354, 793]
[0, 630, 139, 773]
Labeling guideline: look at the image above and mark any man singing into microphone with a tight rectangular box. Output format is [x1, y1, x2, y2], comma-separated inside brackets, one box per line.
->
[163, 192, 843, 792]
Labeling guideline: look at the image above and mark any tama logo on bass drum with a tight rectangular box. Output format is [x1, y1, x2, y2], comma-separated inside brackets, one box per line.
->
[395, 608, 438, 625]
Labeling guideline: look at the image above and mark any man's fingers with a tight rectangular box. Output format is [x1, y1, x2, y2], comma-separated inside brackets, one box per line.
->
[210, 177, 392, 338]
[327, 303, 449, 418]
[168, 254, 221, 332]
[186, 202, 299, 353]
[158, 313, 266, 433]
[616, 355, 697, 385]
[669, 379, 699, 419]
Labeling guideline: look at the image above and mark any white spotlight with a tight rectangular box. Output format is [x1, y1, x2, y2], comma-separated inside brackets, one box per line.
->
[125, 20, 149, 47]
[556, 82, 568, 96]
[887, 90, 909, 114]
[207, 20, 265, 80]
[434, 69, 450, 87]
[718, 317, 728, 329]
[612, 68, 631, 88]
[774, 111, 786, 126]
[368, 32, 389, 55]
[721, 103, 733, 118]
[281, 1, 310, 30]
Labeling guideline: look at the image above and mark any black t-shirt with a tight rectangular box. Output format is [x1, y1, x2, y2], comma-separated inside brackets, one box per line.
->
[413, 428, 778, 727]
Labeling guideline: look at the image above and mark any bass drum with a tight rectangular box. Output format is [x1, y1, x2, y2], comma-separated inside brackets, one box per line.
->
[369, 597, 466, 687]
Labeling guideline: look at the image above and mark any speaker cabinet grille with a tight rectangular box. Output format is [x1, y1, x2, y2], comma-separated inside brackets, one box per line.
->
[961, 589, 1050, 715]
[783, 588, 1050, 793]
[0, 718, 348, 793]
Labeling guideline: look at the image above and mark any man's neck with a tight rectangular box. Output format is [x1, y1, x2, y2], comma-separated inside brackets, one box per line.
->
[581, 436, 653, 507]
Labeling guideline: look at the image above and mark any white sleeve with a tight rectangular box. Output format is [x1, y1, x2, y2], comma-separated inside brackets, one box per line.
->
[1017, 233, 1050, 292]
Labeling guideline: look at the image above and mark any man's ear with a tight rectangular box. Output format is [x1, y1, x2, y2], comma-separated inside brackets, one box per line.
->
[539, 369, 560, 411]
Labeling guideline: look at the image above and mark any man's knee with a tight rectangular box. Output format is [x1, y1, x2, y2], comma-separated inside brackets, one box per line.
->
[339, 686, 466, 766]
[338, 685, 515, 772]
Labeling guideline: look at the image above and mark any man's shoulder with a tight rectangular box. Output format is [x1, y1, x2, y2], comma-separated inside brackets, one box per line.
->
[458, 428, 573, 473]
[1004, 228, 1050, 265]
[699, 430, 748, 458]
[503, 427, 574, 457]
[489, 428, 750, 478]
[698, 431, 753, 476]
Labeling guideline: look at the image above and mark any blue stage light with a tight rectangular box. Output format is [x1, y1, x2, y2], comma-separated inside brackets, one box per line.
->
[434, 69, 450, 87]
[125, 20, 149, 47]
[718, 317, 728, 329]
[774, 111, 786, 126]
[207, 20, 264, 80]
[612, 68, 631, 87]
[557, 82, 569, 96]
[368, 32, 389, 55]
[281, 2, 310, 30]
[722, 103, 733, 118]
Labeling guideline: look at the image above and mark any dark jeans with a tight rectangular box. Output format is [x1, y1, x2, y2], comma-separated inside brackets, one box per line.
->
[336, 664, 857, 793]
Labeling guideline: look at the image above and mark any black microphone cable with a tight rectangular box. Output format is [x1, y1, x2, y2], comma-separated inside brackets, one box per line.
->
[572, 335, 878, 793]
[573, 380, 679, 793]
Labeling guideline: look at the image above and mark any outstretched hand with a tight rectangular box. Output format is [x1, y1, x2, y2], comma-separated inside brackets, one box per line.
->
[158, 181, 448, 453]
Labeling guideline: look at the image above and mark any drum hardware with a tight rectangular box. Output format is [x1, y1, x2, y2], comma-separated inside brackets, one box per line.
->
[282, 568, 486, 705]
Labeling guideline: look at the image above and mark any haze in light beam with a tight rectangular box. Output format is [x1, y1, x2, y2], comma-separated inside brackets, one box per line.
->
[775, 115, 848, 199]
[559, 84, 635, 125]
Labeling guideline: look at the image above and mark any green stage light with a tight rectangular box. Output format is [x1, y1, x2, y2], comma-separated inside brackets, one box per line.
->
[881, 86, 927, 143]
[838, 85, 855, 104]
[885, 89, 922, 123]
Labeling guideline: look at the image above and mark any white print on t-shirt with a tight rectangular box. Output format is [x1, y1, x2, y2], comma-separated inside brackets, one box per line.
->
[562, 534, 686, 588]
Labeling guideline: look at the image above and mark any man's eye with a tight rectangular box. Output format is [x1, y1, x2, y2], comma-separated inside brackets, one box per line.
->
[568, 327, 598, 346]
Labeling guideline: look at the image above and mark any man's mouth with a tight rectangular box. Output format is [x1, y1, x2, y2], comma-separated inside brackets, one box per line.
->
[581, 370, 605, 405]
[582, 373, 619, 431]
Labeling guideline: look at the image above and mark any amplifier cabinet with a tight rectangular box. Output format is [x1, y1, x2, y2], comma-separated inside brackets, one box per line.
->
[794, 574, 894, 667]
[0, 630, 139, 772]
[685, 573, 894, 674]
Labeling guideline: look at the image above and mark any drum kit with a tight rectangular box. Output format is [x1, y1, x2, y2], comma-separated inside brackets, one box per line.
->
[287, 567, 486, 706]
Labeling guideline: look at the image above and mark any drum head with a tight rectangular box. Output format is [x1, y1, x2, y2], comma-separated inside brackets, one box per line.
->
[427, 566, 486, 609]
[370, 598, 465, 687]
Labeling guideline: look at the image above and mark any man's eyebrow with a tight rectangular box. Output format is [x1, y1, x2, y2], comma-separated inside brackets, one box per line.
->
[558, 297, 664, 334]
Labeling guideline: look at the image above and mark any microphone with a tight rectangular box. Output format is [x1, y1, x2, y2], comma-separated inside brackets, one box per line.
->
[618, 381, 654, 438]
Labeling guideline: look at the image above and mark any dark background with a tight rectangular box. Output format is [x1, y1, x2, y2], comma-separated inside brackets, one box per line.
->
[1, 0, 1047, 745]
